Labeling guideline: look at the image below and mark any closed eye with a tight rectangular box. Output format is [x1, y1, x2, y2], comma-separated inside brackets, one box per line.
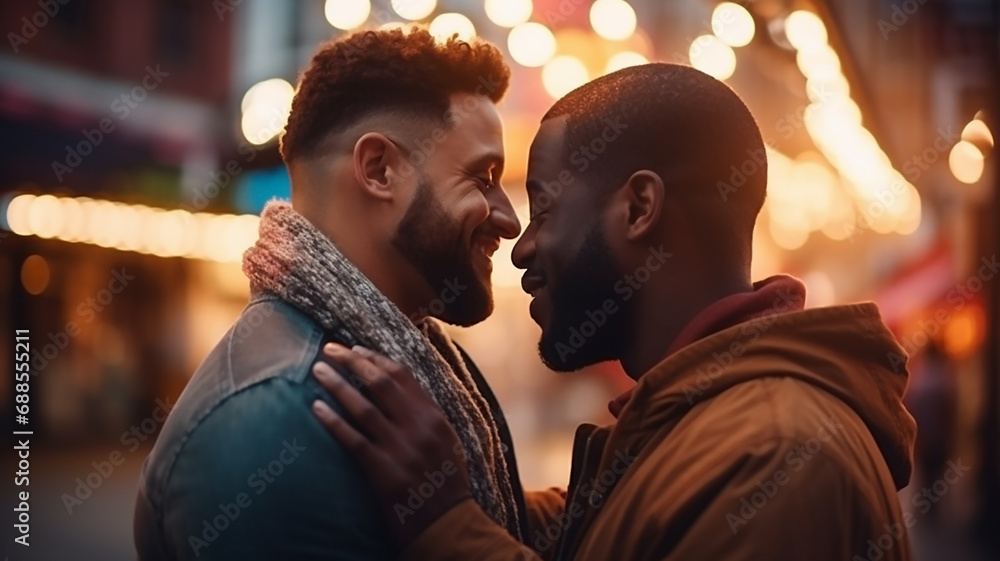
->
[475, 176, 497, 191]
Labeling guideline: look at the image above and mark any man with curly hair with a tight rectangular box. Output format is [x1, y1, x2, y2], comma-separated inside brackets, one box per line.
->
[134, 27, 527, 560]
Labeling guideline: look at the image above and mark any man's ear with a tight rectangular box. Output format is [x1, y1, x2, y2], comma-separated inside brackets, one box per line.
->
[618, 170, 665, 242]
[353, 133, 408, 201]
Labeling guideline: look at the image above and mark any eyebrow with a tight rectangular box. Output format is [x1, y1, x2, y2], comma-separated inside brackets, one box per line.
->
[467, 151, 505, 176]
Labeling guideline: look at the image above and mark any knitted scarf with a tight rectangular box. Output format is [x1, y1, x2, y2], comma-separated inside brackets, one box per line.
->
[242, 201, 520, 539]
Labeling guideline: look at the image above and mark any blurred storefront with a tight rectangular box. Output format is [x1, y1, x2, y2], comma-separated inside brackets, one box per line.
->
[0, 0, 997, 559]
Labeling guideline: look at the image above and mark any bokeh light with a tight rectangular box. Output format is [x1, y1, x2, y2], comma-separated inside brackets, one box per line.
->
[802, 270, 836, 307]
[949, 140, 985, 184]
[508, 22, 556, 67]
[712, 2, 755, 47]
[796, 44, 841, 79]
[784, 10, 827, 52]
[430, 12, 476, 42]
[542, 55, 590, 99]
[962, 118, 994, 148]
[485, 0, 533, 28]
[590, 0, 637, 41]
[5, 193, 33, 235]
[688, 35, 737, 80]
[605, 51, 649, 74]
[769, 217, 809, 250]
[390, 0, 436, 21]
[943, 304, 986, 358]
[2, 194, 260, 263]
[21, 254, 50, 295]
[378, 21, 410, 31]
[324, 0, 371, 30]
[240, 78, 294, 145]
[26, 194, 61, 239]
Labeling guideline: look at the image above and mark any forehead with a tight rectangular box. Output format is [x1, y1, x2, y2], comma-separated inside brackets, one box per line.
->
[527, 117, 568, 178]
[435, 93, 503, 157]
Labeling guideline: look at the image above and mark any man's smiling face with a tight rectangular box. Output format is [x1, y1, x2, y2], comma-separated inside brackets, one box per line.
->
[392, 93, 521, 326]
[511, 117, 635, 372]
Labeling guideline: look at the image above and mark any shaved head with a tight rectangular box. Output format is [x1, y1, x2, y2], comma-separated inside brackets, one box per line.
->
[541, 63, 767, 259]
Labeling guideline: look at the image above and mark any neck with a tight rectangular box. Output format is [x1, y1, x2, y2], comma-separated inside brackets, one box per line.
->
[330, 225, 420, 318]
[619, 276, 752, 380]
[292, 182, 425, 321]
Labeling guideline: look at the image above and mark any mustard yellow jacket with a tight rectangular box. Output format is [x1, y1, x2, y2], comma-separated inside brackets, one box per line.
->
[403, 303, 917, 561]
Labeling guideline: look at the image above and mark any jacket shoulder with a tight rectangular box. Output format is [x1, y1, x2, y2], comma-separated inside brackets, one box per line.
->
[152, 378, 393, 560]
[137, 298, 395, 559]
[227, 296, 325, 386]
[624, 377, 886, 505]
[142, 297, 322, 485]
[595, 379, 908, 560]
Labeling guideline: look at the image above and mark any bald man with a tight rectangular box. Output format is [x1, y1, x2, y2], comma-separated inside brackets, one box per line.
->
[311, 63, 918, 561]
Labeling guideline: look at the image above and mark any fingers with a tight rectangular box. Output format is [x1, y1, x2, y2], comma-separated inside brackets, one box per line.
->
[311, 399, 379, 462]
[355, 346, 432, 401]
[316, 343, 447, 450]
[328, 344, 384, 385]
[339, 347, 453, 444]
[323, 344, 415, 417]
[312, 361, 396, 443]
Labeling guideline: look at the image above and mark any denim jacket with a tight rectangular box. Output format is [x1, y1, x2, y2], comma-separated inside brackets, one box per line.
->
[134, 294, 527, 560]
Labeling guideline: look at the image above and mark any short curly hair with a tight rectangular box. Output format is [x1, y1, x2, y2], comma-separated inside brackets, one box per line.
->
[280, 27, 511, 163]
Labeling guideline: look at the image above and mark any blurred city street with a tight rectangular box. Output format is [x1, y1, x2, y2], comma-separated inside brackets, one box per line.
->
[1, 0, 998, 559]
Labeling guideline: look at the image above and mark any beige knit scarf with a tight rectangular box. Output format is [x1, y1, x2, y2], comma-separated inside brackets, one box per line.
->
[242, 201, 520, 538]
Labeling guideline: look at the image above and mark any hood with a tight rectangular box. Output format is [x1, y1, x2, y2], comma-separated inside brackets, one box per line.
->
[615, 302, 917, 489]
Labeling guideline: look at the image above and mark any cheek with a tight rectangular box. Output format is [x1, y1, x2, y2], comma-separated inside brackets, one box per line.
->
[542, 215, 591, 277]
[532, 220, 563, 272]
[457, 192, 491, 231]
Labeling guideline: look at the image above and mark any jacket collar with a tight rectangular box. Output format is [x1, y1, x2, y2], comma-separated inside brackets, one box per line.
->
[608, 302, 916, 489]
[609, 275, 807, 417]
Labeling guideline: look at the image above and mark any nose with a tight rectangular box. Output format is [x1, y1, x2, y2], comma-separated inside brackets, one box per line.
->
[486, 186, 521, 240]
[510, 222, 535, 271]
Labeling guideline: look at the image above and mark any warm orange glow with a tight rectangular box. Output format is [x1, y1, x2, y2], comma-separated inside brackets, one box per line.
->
[943, 304, 985, 358]
[21, 254, 50, 295]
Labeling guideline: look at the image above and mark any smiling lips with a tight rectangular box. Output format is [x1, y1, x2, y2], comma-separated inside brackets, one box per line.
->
[524, 275, 547, 326]
[521, 274, 545, 298]
[475, 237, 501, 258]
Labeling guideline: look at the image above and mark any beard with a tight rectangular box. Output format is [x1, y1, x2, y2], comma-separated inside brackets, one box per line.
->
[539, 222, 634, 372]
[390, 174, 493, 327]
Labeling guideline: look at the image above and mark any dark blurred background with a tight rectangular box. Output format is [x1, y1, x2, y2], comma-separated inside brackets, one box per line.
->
[0, 0, 997, 559]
